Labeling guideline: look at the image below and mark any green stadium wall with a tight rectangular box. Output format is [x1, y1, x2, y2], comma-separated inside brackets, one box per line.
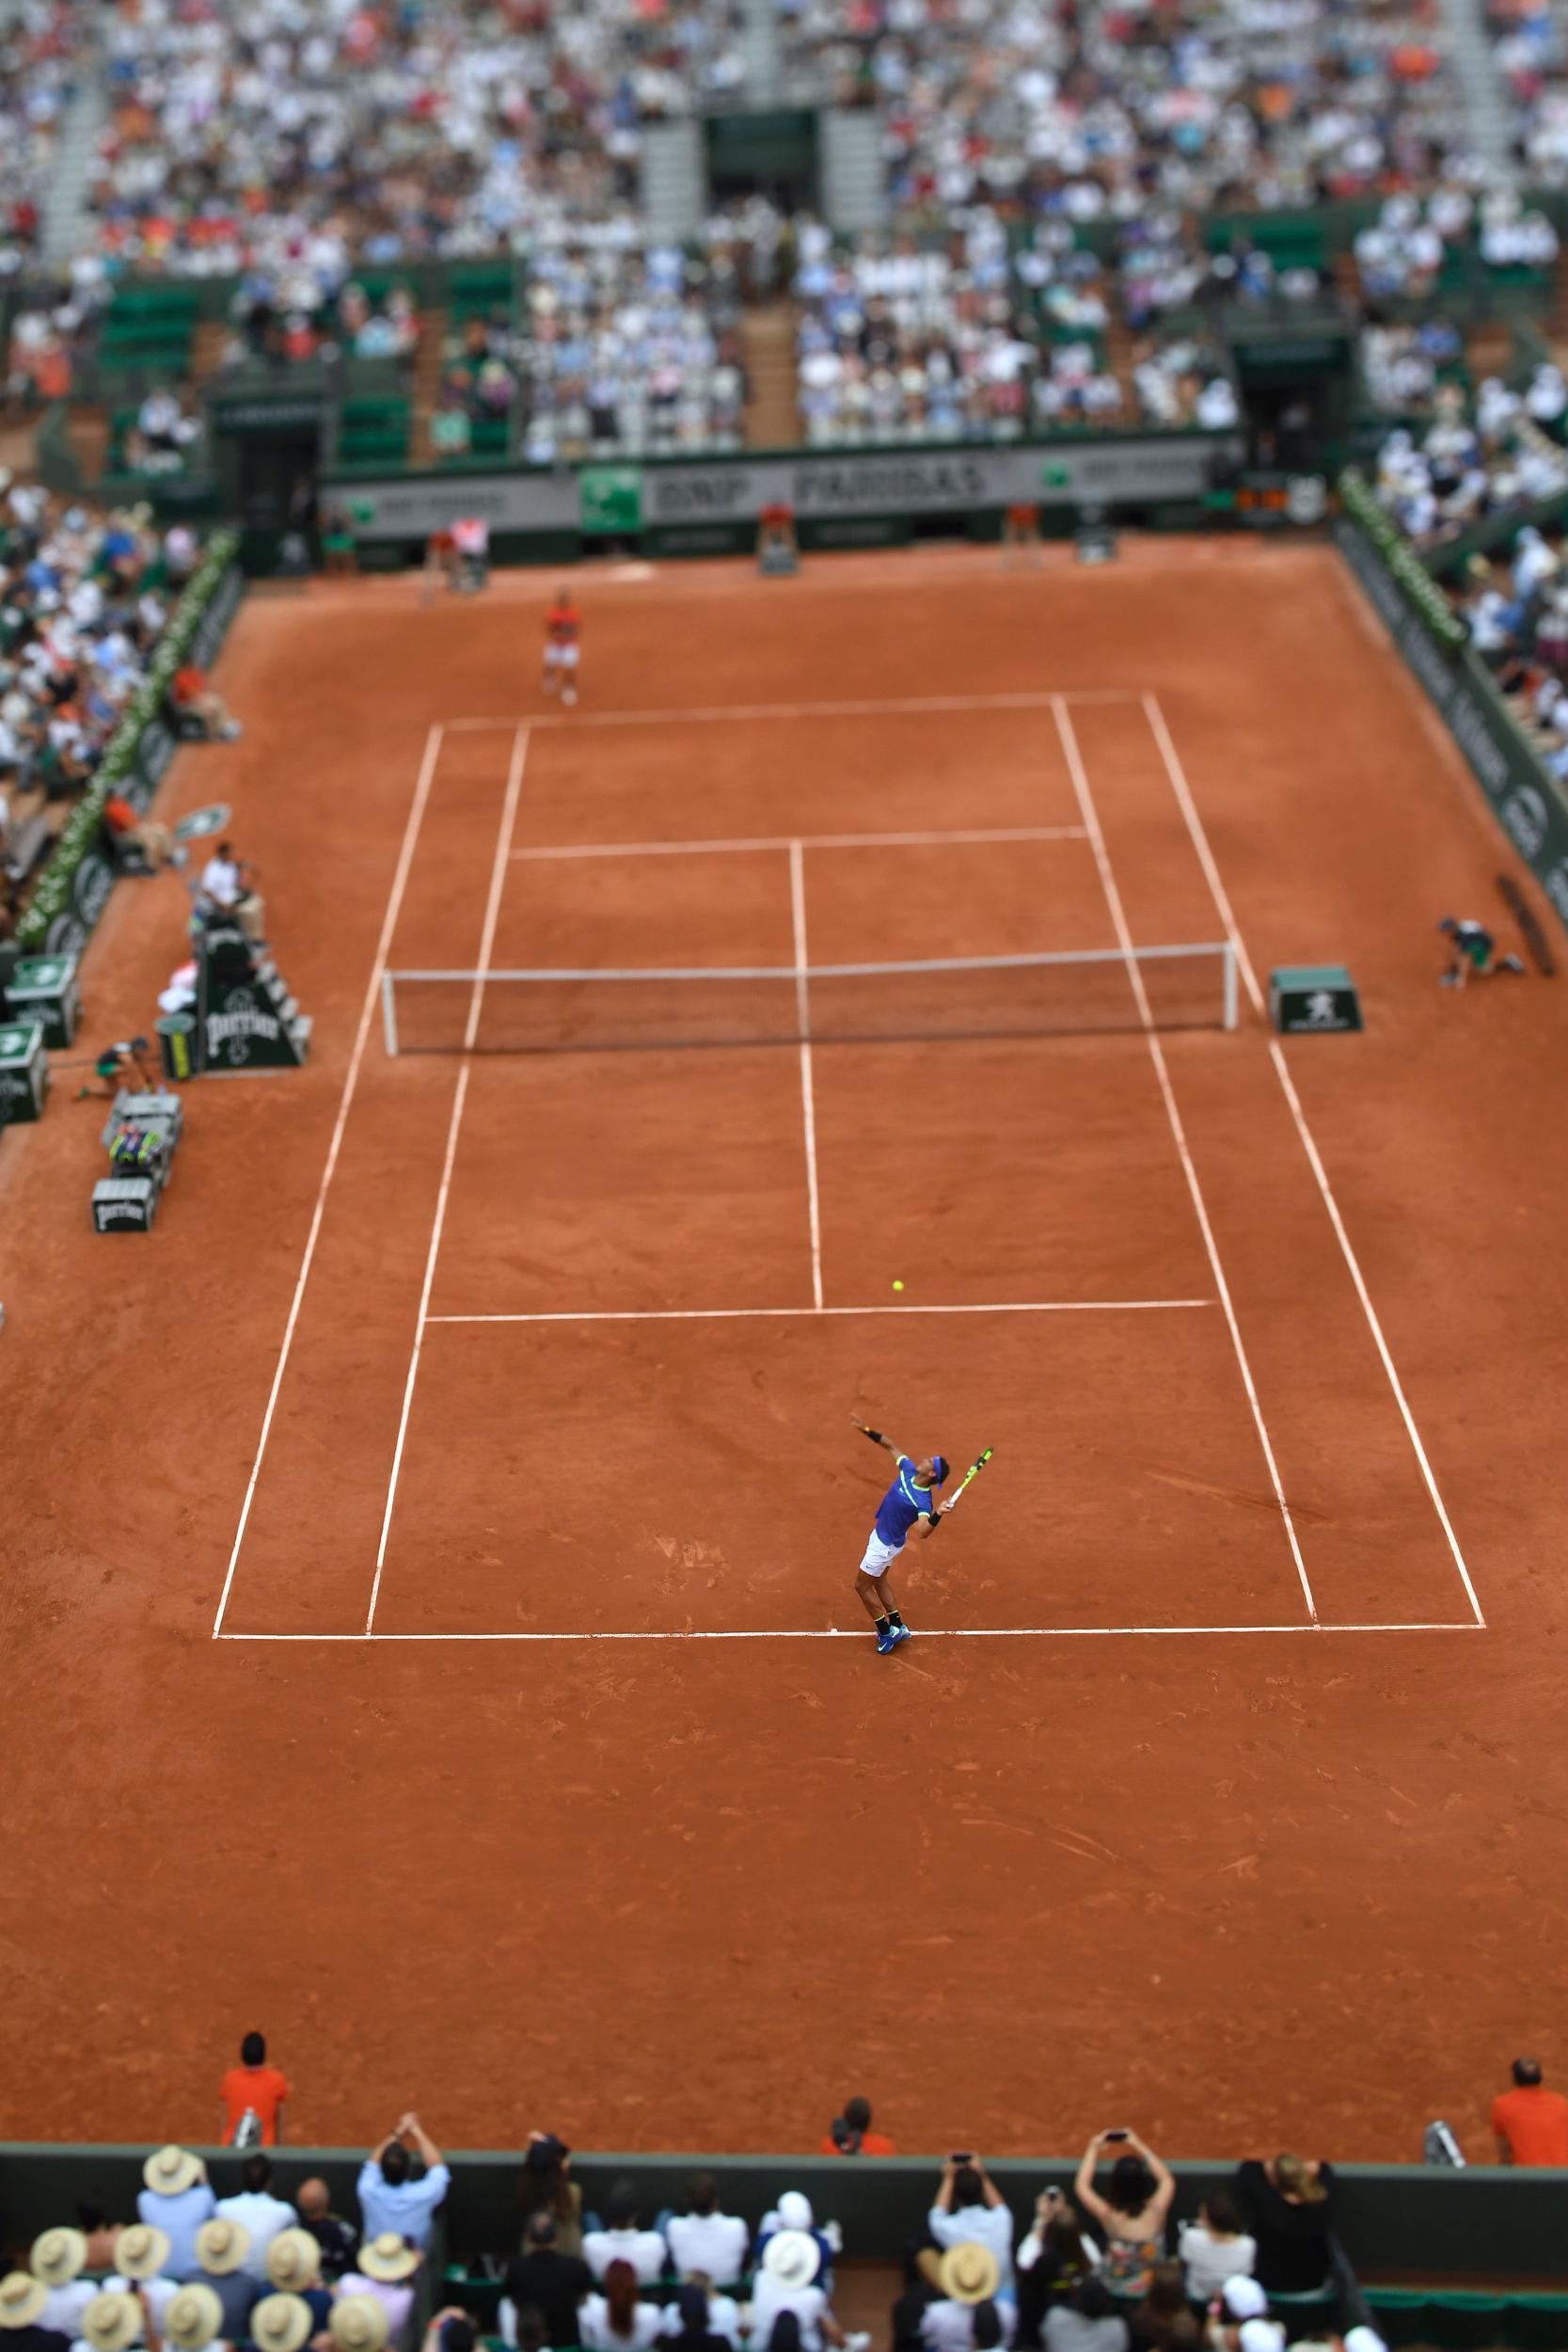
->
[1336, 477, 1568, 938]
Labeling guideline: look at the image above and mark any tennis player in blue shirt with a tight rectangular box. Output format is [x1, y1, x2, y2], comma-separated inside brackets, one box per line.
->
[849, 1416, 950, 1653]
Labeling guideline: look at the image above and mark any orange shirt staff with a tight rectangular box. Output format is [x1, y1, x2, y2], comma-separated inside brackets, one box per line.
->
[543, 586, 581, 707]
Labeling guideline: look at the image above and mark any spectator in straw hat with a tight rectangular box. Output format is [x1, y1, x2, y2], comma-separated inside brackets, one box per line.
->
[250, 2300, 314, 2352]
[138, 2152, 214, 2278]
[922, 2249, 1013, 2352]
[31, 2232, 94, 2344]
[81, 2295, 147, 2352]
[179, 2224, 258, 2341]
[162, 2286, 227, 2352]
[339, 2241, 421, 2350]
[0, 2271, 70, 2352]
[265, 2234, 331, 2333]
[331, 2298, 390, 2352]
[110, 2228, 180, 2331]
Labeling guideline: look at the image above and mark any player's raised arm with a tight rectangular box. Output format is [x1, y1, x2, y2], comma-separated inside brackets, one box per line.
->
[850, 1415, 902, 1459]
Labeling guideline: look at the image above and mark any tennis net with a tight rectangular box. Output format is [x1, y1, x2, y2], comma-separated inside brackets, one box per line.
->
[381, 943, 1237, 1056]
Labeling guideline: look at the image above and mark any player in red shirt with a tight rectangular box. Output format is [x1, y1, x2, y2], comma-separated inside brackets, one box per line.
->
[543, 585, 581, 707]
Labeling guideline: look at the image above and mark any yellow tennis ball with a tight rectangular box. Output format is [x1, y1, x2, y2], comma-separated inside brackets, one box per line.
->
[892, 1279, 904, 1291]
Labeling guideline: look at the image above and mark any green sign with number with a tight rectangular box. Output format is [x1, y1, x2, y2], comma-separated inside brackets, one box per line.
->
[580, 467, 642, 534]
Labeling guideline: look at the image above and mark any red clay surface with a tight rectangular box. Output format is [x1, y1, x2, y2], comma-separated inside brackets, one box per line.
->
[5, 539, 1567, 2161]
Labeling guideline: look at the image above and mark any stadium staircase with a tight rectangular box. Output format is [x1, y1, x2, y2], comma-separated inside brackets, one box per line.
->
[40, 51, 107, 273]
[640, 119, 706, 241]
[1433, 0, 1517, 169]
[819, 106, 888, 233]
[741, 301, 800, 445]
[738, 0, 784, 103]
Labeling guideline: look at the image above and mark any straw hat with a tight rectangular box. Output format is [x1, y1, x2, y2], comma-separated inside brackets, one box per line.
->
[0, 2276, 47, 2331]
[760, 2232, 819, 2290]
[115, 2227, 171, 2284]
[142, 2148, 204, 2198]
[330, 2296, 390, 2352]
[250, 2297, 314, 2352]
[264, 2233, 323, 2294]
[356, 2237, 420, 2285]
[938, 2246, 1000, 2306]
[31, 2230, 88, 2288]
[194, 2221, 250, 2279]
[82, 2293, 144, 2352]
[163, 2284, 225, 2352]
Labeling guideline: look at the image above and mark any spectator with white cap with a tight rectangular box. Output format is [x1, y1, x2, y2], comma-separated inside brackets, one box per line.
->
[109, 2227, 180, 2331]
[756, 2194, 837, 2289]
[30, 2233, 95, 2344]
[177, 2223, 259, 2340]
[137, 2151, 214, 2278]
[1201, 2276, 1271, 2352]
[215, 2157, 295, 2281]
[0, 2272, 71, 2352]
[749, 2233, 854, 2352]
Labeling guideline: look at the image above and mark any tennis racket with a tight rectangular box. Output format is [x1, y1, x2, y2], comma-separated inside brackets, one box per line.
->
[942, 1447, 993, 1510]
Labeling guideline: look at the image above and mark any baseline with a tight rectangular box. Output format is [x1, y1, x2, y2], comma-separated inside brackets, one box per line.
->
[1139, 691, 1485, 1630]
[217, 1620, 1485, 1643]
[424, 1300, 1213, 1324]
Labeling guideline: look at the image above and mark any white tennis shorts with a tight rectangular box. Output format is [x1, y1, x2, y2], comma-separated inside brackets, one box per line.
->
[857, 1531, 902, 1581]
[545, 642, 579, 669]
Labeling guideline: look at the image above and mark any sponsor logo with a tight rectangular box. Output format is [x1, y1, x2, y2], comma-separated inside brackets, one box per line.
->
[1500, 785, 1551, 860]
[97, 1199, 150, 1224]
[1447, 691, 1512, 798]
[45, 909, 87, 958]
[1542, 858, 1568, 925]
[139, 722, 175, 784]
[205, 989, 281, 1064]
[71, 852, 114, 932]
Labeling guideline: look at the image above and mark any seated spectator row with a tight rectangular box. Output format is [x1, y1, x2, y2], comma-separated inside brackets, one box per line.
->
[1374, 371, 1568, 542]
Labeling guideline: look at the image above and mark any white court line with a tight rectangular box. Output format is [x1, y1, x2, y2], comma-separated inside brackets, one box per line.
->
[210, 722, 447, 1641]
[446, 689, 1137, 733]
[512, 826, 1088, 862]
[424, 1299, 1212, 1325]
[788, 838, 825, 1311]
[365, 723, 530, 1636]
[216, 1619, 1483, 1643]
[1140, 689, 1485, 1629]
[1052, 696, 1319, 1627]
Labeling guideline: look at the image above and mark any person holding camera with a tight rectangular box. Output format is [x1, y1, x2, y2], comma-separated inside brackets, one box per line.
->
[923, 2156, 1015, 2294]
[1071, 2135, 1174, 2292]
[819, 2100, 895, 2158]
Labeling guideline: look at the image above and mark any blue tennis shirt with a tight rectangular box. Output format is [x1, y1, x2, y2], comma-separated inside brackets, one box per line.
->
[873, 1456, 939, 1550]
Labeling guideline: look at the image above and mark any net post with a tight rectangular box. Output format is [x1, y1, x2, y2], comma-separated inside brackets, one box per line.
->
[1223, 941, 1238, 1032]
[382, 970, 398, 1057]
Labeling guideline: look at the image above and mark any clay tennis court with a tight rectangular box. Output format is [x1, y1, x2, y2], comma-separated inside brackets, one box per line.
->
[7, 540, 1568, 2157]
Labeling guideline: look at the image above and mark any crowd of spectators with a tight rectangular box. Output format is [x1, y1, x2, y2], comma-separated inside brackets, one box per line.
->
[222, 278, 422, 375]
[0, 478, 202, 923]
[777, 0, 1468, 219]
[512, 241, 746, 462]
[84, 0, 746, 280]
[1373, 367, 1568, 541]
